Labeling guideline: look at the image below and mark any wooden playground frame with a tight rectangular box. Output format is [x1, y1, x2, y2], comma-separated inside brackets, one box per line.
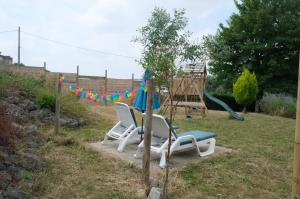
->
[160, 63, 207, 117]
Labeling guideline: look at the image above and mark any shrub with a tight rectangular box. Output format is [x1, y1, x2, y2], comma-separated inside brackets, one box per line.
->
[0, 72, 44, 99]
[61, 94, 90, 120]
[18, 76, 43, 99]
[0, 102, 19, 147]
[261, 93, 296, 118]
[233, 69, 258, 112]
[0, 72, 14, 98]
[37, 90, 56, 112]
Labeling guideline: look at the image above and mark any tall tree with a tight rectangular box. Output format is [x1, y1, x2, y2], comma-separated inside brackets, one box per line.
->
[204, 0, 300, 96]
[135, 7, 203, 198]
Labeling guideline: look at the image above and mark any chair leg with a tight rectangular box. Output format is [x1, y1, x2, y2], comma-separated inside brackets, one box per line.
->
[199, 138, 216, 157]
[159, 150, 167, 169]
[117, 128, 139, 152]
[134, 146, 143, 158]
[101, 135, 109, 144]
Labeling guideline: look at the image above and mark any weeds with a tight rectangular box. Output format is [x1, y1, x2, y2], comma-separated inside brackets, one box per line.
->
[261, 93, 296, 118]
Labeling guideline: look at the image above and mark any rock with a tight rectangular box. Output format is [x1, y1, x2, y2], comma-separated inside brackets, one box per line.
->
[24, 125, 38, 136]
[0, 148, 15, 167]
[11, 123, 24, 130]
[7, 166, 22, 181]
[7, 103, 27, 122]
[0, 192, 4, 199]
[24, 139, 40, 149]
[0, 149, 10, 162]
[136, 189, 145, 198]
[77, 118, 86, 126]
[20, 99, 38, 112]
[60, 116, 86, 128]
[66, 120, 79, 128]
[29, 109, 54, 124]
[2, 187, 31, 199]
[0, 162, 6, 170]
[150, 177, 160, 187]
[148, 187, 162, 199]
[0, 171, 12, 189]
[18, 153, 44, 171]
[7, 96, 20, 105]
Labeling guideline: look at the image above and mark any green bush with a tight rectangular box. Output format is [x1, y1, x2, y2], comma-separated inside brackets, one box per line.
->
[37, 91, 56, 112]
[61, 94, 90, 120]
[233, 69, 258, 112]
[261, 93, 296, 118]
[18, 76, 43, 99]
[0, 72, 14, 98]
[0, 72, 44, 99]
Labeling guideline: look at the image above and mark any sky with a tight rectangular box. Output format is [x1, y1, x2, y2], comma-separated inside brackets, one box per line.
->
[0, 0, 237, 79]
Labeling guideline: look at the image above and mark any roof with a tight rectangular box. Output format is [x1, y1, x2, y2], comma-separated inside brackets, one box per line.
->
[183, 62, 206, 73]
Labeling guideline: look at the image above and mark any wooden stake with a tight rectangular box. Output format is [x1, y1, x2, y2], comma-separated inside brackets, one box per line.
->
[43, 62, 47, 81]
[104, 69, 108, 105]
[143, 78, 154, 196]
[184, 76, 188, 116]
[54, 73, 62, 134]
[76, 65, 79, 86]
[292, 51, 300, 198]
[131, 73, 134, 105]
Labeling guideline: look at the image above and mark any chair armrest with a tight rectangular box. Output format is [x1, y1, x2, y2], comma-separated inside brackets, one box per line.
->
[170, 135, 197, 153]
[172, 125, 179, 130]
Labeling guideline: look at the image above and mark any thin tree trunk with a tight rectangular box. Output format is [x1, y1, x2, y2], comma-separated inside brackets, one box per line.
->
[143, 78, 154, 196]
[163, 76, 174, 199]
[255, 100, 260, 113]
[242, 106, 247, 114]
[292, 51, 300, 198]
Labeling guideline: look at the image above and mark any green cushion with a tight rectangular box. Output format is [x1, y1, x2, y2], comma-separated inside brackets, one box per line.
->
[176, 131, 216, 145]
[172, 125, 179, 130]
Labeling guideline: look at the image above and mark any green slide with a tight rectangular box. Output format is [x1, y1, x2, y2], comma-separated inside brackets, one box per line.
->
[204, 91, 244, 121]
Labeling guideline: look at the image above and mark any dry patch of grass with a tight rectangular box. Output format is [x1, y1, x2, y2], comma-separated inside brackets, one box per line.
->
[177, 109, 294, 198]
[34, 132, 143, 199]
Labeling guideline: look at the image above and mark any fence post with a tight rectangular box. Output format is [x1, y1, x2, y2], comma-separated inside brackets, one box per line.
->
[43, 62, 47, 82]
[104, 69, 108, 105]
[76, 65, 79, 86]
[292, 51, 300, 198]
[131, 73, 134, 105]
[54, 73, 62, 134]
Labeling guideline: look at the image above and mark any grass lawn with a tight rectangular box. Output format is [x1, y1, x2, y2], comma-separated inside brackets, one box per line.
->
[35, 104, 295, 199]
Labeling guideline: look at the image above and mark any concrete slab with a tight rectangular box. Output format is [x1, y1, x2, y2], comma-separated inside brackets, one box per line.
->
[87, 141, 232, 170]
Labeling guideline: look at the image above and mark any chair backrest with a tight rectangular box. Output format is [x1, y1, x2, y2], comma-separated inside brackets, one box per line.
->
[115, 102, 136, 128]
[143, 114, 176, 140]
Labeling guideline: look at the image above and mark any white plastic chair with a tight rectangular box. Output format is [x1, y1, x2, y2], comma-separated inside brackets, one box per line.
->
[101, 102, 140, 152]
[134, 114, 216, 168]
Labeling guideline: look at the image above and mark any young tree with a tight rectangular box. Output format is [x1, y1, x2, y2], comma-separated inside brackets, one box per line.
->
[135, 7, 203, 198]
[233, 69, 258, 113]
[204, 0, 300, 96]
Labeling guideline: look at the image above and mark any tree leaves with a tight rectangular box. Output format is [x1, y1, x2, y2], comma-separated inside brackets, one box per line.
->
[134, 7, 204, 87]
[204, 0, 300, 96]
[233, 69, 259, 107]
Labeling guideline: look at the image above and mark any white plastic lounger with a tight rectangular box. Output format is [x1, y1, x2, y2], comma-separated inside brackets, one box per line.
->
[135, 114, 216, 168]
[101, 102, 140, 152]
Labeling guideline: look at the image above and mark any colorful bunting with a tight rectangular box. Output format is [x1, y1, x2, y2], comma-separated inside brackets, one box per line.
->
[69, 83, 136, 104]
[59, 74, 67, 83]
